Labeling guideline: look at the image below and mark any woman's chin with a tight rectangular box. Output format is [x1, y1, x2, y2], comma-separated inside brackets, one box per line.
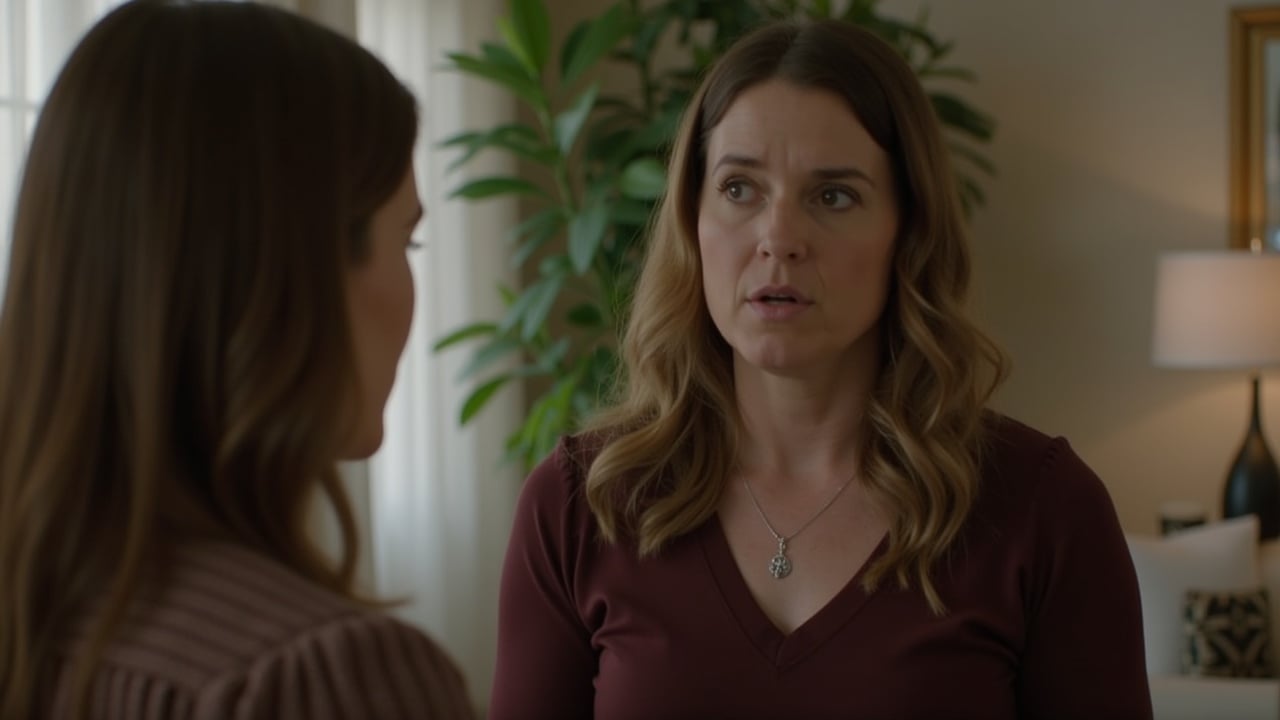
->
[338, 423, 385, 461]
[735, 341, 808, 371]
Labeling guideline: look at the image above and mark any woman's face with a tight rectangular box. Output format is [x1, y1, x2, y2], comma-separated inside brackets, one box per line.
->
[697, 79, 899, 379]
[343, 163, 421, 458]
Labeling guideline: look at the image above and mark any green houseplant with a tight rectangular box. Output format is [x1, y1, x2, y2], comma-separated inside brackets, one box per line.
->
[433, 0, 996, 470]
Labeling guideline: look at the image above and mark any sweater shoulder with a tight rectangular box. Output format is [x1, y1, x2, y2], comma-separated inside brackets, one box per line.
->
[979, 412, 1115, 528]
[54, 541, 474, 718]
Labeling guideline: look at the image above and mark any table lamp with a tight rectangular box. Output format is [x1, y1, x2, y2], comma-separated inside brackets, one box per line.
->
[1152, 246, 1280, 539]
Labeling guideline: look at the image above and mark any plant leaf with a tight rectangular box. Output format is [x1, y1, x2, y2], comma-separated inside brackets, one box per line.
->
[520, 274, 566, 342]
[460, 374, 512, 425]
[553, 83, 600, 155]
[580, 346, 617, 411]
[538, 254, 572, 277]
[480, 42, 531, 76]
[947, 141, 997, 177]
[632, 106, 683, 153]
[510, 390, 556, 470]
[438, 130, 487, 150]
[534, 336, 571, 372]
[497, 282, 540, 334]
[568, 199, 609, 274]
[611, 197, 657, 227]
[930, 92, 995, 142]
[498, 18, 537, 77]
[450, 176, 546, 200]
[524, 373, 581, 466]
[957, 174, 986, 214]
[619, 157, 667, 200]
[566, 302, 604, 327]
[628, 5, 673, 61]
[506, 207, 564, 244]
[447, 52, 547, 113]
[459, 335, 522, 380]
[512, 224, 561, 269]
[507, 0, 551, 75]
[559, 20, 591, 87]
[432, 321, 498, 352]
[440, 123, 557, 170]
[498, 267, 567, 338]
[561, 4, 632, 86]
[918, 65, 976, 83]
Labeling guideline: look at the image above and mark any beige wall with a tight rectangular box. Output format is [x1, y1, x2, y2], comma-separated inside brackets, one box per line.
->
[877, 0, 1280, 533]
[545, 0, 1280, 534]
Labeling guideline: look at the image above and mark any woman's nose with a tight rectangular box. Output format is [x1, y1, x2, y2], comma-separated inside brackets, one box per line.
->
[756, 200, 808, 261]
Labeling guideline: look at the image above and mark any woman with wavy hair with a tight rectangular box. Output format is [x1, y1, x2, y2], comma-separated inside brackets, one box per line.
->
[0, 1, 472, 718]
[491, 17, 1149, 720]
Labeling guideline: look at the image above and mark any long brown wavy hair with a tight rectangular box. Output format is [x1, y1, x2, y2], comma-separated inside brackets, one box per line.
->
[583, 18, 1007, 614]
[0, 1, 418, 716]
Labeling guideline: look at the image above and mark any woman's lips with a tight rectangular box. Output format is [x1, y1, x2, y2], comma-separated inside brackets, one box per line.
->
[747, 295, 813, 320]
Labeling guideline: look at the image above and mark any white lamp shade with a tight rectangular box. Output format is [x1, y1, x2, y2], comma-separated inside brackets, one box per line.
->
[1152, 251, 1280, 369]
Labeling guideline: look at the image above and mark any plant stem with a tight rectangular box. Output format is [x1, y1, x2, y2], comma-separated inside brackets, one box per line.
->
[554, 162, 577, 213]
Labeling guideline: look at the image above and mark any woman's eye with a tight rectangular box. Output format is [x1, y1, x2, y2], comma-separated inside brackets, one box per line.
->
[718, 179, 757, 204]
[818, 186, 858, 210]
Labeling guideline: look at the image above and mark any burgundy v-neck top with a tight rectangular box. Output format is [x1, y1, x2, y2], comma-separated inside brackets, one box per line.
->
[489, 415, 1152, 720]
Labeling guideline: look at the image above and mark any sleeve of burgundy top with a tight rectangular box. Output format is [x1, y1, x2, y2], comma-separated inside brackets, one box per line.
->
[1015, 437, 1153, 720]
[489, 437, 597, 720]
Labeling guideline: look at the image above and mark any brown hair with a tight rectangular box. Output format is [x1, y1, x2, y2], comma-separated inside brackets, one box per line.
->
[584, 18, 1006, 613]
[0, 1, 418, 715]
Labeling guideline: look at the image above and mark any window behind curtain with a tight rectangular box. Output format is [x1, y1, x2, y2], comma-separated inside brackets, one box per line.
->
[0, 0, 124, 291]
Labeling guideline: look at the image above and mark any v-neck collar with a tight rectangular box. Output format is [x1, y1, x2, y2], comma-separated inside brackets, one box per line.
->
[698, 516, 889, 670]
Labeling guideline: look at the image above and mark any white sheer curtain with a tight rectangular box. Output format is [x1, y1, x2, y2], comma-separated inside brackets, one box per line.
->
[355, 0, 523, 711]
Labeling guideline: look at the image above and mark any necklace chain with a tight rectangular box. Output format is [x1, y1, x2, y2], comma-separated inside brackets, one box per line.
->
[742, 474, 855, 580]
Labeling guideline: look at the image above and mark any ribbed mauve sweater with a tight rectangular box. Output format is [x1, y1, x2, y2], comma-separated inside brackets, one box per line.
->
[41, 539, 475, 719]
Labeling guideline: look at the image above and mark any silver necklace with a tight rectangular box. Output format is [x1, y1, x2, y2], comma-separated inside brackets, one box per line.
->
[742, 474, 855, 579]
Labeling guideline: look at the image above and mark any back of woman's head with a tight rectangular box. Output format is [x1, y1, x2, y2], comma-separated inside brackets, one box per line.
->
[0, 1, 418, 713]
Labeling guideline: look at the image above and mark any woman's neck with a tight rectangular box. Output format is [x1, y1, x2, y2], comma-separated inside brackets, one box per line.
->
[732, 358, 876, 484]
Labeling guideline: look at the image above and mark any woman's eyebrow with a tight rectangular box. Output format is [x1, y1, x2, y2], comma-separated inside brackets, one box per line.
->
[711, 153, 763, 172]
[712, 154, 876, 188]
[812, 166, 875, 187]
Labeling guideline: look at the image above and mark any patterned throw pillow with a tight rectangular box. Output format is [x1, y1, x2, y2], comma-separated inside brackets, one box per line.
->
[1182, 587, 1274, 678]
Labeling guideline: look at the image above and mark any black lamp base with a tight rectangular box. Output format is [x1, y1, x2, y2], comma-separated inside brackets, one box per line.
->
[1223, 375, 1280, 540]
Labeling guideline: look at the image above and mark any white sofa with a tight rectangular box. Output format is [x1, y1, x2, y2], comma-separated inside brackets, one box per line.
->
[1128, 514, 1280, 720]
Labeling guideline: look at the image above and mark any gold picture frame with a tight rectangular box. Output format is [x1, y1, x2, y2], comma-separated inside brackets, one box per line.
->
[1231, 6, 1280, 248]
